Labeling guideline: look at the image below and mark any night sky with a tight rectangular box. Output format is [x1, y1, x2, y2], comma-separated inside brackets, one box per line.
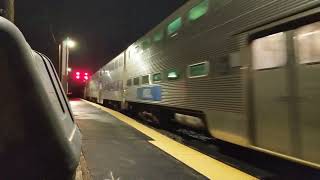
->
[15, 0, 187, 72]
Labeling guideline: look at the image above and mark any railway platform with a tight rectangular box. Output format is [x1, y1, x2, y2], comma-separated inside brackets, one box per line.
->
[70, 99, 257, 180]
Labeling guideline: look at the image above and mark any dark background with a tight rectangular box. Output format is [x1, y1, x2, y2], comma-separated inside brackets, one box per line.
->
[14, 0, 187, 72]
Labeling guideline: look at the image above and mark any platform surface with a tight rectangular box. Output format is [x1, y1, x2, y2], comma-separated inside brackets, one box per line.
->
[70, 99, 207, 180]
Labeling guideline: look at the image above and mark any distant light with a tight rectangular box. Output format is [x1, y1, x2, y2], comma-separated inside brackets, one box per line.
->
[67, 67, 72, 72]
[76, 76, 80, 79]
[76, 72, 80, 75]
[64, 38, 76, 48]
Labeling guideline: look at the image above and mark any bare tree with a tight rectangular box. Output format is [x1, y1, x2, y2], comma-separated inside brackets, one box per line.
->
[0, 0, 14, 22]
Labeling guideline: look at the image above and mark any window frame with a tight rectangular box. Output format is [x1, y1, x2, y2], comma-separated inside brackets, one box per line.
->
[142, 74, 150, 85]
[152, 72, 162, 82]
[167, 17, 182, 37]
[133, 77, 140, 86]
[187, 61, 210, 78]
[166, 69, 180, 80]
[126, 79, 132, 87]
[187, 0, 209, 22]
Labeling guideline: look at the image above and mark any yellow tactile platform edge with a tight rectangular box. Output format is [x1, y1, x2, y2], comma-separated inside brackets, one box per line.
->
[82, 99, 258, 180]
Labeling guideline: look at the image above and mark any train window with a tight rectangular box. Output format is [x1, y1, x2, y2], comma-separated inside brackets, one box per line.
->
[119, 58, 123, 67]
[153, 31, 164, 42]
[252, 32, 287, 70]
[294, 22, 320, 64]
[188, 0, 209, 22]
[133, 77, 140, 86]
[127, 79, 132, 86]
[167, 17, 182, 36]
[188, 61, 209, 78]
[118, 80, 123, 90]
[167, 69, 180, 80]
[142, 75, 150, 84]
[153, 73, 162, 82]
[142, 39, 151, 50]
[115, 60, 119, 69]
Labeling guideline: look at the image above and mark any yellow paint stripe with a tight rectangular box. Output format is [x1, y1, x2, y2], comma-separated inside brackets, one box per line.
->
[81, 99, 258, 180]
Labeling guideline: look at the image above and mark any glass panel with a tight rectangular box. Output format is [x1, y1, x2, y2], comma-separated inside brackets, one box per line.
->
[167, 69, 180, 80]
[142, 75, 150, 84]
[127, 79, 132, 86]
[167, 17, 182, 35]
[153, 31, 164, 42]
[252, 32, 287, 70]
[188, 0, 209, 21]
[189, 62, 208, 77]
[142, 39, 151, 50]
[133, 77, 140, 85]
[294, 22, 320, 64]
[153, 73, 162, 82]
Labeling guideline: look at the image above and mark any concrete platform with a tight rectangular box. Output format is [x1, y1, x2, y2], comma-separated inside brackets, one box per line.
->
[70, 99, 206, 180]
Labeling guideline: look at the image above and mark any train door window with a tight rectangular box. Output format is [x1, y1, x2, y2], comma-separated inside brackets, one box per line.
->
[188, 61, 209, 78]
[188, 0, 209, 22]
[294, 22, 320, 64]
[153, 73, 162, 82]
[167, 69, 180, 80]
[252, 32, 287, 70]
[153, 31, 164, 42]
[142, 75, 150, 84]
[167, 17, 182, 36]
[133, 77, 140, 86]
[127, 79, 132, 86]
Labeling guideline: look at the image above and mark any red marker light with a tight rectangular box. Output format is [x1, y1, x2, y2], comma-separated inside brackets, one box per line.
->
[76, 76, 80, 79]
[85, 73, 88, 76]
[76, 72, 80, 75]
[84, 76, 88, 80]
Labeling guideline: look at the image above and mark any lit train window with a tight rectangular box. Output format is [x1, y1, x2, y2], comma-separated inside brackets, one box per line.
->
[167, 69, 180, 80]
[127, 79, 132, 86]
[252, 32, 287, 70]
[142, 75, 150, 84]
[153, 31, 164, 42]
[188, 61, 209, 78]
[153, 73, 162, 82]
[294, 22, 320, 64]
[142, 39, 151, 50]
[188, 0, 209, 21]
[133, 77, 140, 85]
[167, 17, 182, 36]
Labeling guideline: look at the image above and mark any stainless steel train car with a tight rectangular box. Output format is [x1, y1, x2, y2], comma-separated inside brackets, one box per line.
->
[85, 0, 320, 168]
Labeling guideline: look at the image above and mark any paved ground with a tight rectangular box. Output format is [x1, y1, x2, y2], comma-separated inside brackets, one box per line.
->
[70, 99, 206, 180]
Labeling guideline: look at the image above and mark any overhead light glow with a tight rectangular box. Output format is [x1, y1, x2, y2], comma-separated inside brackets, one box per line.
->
[64, 38, 76, 48]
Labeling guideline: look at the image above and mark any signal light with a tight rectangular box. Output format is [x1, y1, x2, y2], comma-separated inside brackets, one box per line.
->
[76, 72, 80, 75]
[85, 73, 88, 76]
[84, 76, 88, 80]
[76, 76, 80, 79]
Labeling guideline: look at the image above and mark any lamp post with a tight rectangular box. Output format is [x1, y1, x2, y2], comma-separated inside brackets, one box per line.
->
[59, 37, 76, 94]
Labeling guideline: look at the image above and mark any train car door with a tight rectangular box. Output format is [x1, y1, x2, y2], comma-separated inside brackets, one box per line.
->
[251, 32, 294, 155]
[294, 22, 320, 164]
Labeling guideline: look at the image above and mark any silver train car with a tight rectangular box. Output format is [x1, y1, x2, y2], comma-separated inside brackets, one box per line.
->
[85, 0, 320, 168]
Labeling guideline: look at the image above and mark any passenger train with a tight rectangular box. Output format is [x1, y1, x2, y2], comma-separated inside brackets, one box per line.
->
[85, 0, 320, 168]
